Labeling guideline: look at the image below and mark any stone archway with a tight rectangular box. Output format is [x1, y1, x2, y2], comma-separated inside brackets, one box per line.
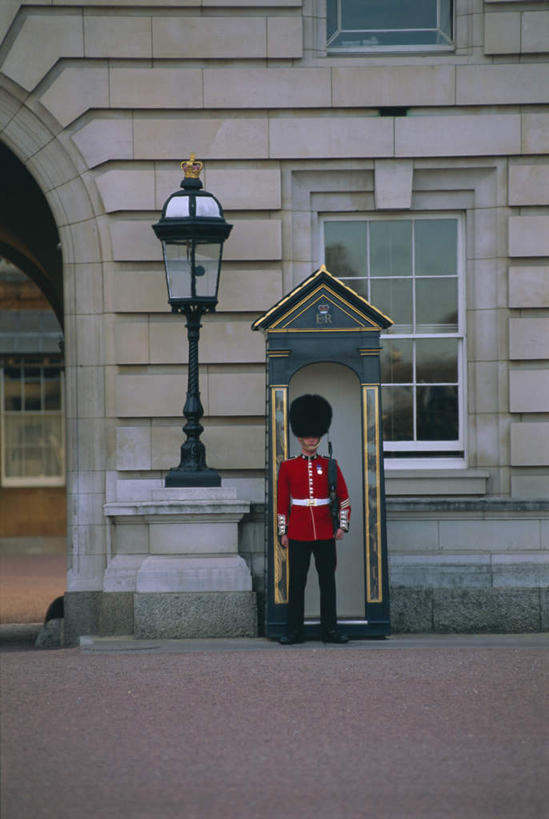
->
[0, 86, 107, 637]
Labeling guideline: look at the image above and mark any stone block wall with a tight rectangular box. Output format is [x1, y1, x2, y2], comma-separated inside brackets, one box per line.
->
[0, 0, 548, 635]
[387, 499, 549, 632]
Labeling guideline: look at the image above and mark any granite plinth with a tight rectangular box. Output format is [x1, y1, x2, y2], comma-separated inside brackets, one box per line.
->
[99, 487, 256, 638]
[99, 591, 135, 636]
[134, 591, 257, 638]
[64, 591, 101, 646]
[390, 586, 545, 634]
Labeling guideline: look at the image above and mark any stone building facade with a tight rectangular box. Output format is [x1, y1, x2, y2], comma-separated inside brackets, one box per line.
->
[0, 0, 548, 640]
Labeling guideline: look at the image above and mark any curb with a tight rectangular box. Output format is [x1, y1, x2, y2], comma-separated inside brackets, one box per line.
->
[0, 623, 42, 643]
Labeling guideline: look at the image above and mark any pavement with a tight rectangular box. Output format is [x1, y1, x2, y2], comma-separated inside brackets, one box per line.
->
[1, 630, 548, 819]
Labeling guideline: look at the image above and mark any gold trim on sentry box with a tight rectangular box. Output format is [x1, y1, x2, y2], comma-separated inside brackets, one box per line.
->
[275, 292, 378, 331]
[252, 265, 393, 330]
[271, 386, 289, 605]
[269, 285, 383, 331]
[363, 385, 383, 604]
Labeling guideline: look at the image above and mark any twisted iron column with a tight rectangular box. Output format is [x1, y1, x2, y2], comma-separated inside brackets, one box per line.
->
[165, 304, 221, 486]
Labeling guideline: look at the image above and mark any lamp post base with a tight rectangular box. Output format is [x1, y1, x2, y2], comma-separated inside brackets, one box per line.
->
[165, 466, 221, 487]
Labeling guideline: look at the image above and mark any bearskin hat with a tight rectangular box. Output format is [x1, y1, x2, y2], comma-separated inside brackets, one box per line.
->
[289, 394, 332, 438]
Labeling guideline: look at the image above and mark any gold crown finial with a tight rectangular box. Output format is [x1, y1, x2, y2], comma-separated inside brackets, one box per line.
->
[181, 153, 203, 179]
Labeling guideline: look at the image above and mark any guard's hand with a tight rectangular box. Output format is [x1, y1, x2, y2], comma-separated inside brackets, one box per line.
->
[335, 528, 344, 540]
[280, 534, 289, 549]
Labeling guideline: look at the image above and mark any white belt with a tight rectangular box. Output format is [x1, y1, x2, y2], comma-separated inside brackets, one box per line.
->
[291, 497, 330, 507]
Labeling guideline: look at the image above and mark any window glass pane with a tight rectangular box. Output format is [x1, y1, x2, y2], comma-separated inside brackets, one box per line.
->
[370, 220, 412, 277]
[23, 367, 41, 411]
[415, 219, 457, 276]
[325, 221, 367, 277]
[381, 385, 413, 441]
[23, 415, 43, 445]
[381, 339, 413, 383]
[4, 416, 31, 476]
[43, 416, 63, 475]
[331, 29, 447, 48]
[370, 31, 445, 45]
[329, 0, 452, 49]
[416, 339, 458, 383]
[341, 0, 436, 30]
[4, 443, 23, 478]
[415, 277, 457, 333]
[327, 0, 337, 38]
[43, 368, 62, 410]
[440, 0, 452, 38]
[417, 386, 458, 440]
[3, 415, 63, 478]
[339, 277, 369, 301]
[4, 366, 22, 411]
[342, 0, 383, 29]
[371, 278, 413, 332]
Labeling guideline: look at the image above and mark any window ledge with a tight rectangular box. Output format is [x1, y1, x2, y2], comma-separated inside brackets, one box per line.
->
[385, 469, 489, 497]
[1, 478, 66, 488]
[326, 45, 455, 57]
[386, 497, 549, 514]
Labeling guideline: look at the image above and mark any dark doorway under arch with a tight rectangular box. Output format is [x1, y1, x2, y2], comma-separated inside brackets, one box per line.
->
[0, 142, 66, 626]
[0, 141, 63, 326]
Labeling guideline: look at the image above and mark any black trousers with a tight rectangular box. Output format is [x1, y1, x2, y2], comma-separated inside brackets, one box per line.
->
[287, 538, 337, 637]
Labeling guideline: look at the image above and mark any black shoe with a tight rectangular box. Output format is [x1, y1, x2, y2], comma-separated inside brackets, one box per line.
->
[279, 634, 304, 645]
[321, 630, 349, 644]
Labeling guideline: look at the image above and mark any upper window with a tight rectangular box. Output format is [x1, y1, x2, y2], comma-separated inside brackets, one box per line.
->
[327, 0, 453, 52]
[324, 216, 464, 464]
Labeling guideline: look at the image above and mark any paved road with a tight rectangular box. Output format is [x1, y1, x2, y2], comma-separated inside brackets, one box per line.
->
[1, 634, 548, 819]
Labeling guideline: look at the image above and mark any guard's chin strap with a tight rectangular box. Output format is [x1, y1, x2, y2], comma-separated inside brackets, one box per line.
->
[328, 439, 333, 459]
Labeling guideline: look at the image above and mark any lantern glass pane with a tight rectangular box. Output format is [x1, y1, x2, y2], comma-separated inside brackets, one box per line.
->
[163, 241, 221, 302]
[196, 197, 221, 218]
[163, 242, 193, 301]
[165, 196, 190, 218]
[193, 243, 221, 300]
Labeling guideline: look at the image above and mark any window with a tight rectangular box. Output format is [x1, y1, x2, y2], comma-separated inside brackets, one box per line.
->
[327, 0, 453, 52]
[1, 361, 65, 486]
[324, 216, 464, 462]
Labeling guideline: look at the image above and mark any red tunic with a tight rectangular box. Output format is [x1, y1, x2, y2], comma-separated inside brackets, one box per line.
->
[277, 454, 351, 541]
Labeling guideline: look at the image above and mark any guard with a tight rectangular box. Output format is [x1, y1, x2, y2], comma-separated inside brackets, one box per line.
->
[277, 394, 351, 644]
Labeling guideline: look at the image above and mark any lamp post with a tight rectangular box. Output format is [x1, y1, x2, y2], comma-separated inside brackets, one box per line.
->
[152, 154, 233, 487]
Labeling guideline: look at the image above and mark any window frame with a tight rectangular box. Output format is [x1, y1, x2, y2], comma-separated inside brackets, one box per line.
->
[326, 0, 455, 55]
[1, 361, 66, 488]
[321, 212, 466, 469]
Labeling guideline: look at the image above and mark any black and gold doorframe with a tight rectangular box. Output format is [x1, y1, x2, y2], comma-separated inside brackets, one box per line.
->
[253, 266, 393, 639]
